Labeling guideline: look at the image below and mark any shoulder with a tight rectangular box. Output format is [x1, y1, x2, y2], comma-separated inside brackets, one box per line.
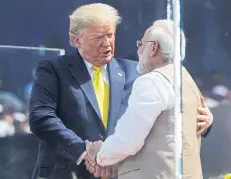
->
[114, 58, 138, 69]
[114, 58, 139, 80]
[134, 71, 173, 89]
[35, 53, 75, 72]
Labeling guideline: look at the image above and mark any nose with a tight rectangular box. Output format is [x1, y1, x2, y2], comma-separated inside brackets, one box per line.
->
[102, 36, 110, 48]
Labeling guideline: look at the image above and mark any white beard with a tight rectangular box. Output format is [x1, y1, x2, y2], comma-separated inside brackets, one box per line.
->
[137, 48, 153, 75]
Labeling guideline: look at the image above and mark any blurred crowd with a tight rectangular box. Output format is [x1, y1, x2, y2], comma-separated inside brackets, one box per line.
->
[0, 91, 31, 137]
[195, 73, 231, 108]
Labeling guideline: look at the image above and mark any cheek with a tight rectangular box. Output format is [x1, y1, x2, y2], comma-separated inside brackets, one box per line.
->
[86, 43, 101, 55]
[110, 39, 115, 49]
[81, 36, 99, 52]
[137, 47, 143, 56]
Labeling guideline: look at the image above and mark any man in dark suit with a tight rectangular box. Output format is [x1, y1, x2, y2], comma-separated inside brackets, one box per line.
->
[29, 3, 213, 179]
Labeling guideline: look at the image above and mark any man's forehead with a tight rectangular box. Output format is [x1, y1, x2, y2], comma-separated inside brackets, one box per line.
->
[85, 25, 115, 34]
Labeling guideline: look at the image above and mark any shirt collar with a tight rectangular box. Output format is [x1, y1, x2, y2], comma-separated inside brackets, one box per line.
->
[83, 59, 107, 71]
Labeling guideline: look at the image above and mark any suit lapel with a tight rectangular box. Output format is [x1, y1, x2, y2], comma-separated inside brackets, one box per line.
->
[67, 53, 125, 136]
[68, 52, 102, 121]
[107, 59, 125, 135]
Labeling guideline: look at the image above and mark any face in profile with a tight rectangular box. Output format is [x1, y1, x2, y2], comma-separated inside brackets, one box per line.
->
[74, 24, 115, 66]
[137, 29, 154, 74]
[137, 26, 168, 74]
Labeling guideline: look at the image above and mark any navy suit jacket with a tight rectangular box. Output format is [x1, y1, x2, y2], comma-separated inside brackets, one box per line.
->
[29, 52, 139, 179]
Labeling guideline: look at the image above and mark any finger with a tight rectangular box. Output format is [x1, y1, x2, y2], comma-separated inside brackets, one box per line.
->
[85, 161, 93, 172]
[197, 121, 208, 136]
[90, 165, 96, 174]
[197, 127, 205, 136]
[197, 121, 207, 128]
[89, 159, 96, 166]
[197, 107, 209, 115]
[85, 163, 91, 172]
[86, 162, 95, 174]
[197, 114, 209, 123]
[84, 160, 89, 167]
[111, 165, 118, 178]
[100, 167, 107, 177]
[84, 164, 89, 170]
[88, 161, 96, 169]
[94, 165, 101, 177]
[85, 156, 96, 169]
[105, 166, 112, 177]
[200, 96, 206, 108]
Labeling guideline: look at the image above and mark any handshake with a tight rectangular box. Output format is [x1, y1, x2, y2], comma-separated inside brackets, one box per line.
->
[83, 140, 118, 178]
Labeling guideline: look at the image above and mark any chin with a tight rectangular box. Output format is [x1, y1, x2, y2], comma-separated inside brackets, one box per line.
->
[137, 63, 152, 75]
[101, 55, 113, 64]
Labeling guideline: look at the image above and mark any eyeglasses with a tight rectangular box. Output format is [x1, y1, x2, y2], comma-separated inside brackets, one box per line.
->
[136, 40, 155, 48]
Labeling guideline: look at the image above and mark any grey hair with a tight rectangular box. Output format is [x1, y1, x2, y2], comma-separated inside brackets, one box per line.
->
[69, 3, 122, 47]
[151, 19, 186, 62]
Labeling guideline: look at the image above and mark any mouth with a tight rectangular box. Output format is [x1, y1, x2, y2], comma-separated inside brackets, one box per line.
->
[102, 50, 111, 56]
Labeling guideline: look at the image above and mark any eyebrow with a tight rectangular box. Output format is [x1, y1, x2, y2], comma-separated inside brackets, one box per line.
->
[95, 35, 104, 38]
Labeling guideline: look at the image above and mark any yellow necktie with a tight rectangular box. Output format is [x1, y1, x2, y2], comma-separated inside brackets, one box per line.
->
[92, 66, 109, 128]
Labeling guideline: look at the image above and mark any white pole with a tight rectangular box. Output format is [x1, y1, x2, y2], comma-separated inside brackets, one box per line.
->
[167, 0, 172, 20]
[172, 0, 183, 179]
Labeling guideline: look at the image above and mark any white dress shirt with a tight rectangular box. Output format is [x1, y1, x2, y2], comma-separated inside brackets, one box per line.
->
[83, 59, 109, 85]
[76, 59, 109, 165]
[96, 71, 175, 166]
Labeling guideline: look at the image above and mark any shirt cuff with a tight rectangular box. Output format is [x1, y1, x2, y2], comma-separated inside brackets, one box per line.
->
[76, 151, 87, 165]
[96, 149, 117, 167]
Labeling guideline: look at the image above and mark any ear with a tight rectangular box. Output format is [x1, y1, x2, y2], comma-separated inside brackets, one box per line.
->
[149, 42, 159, 57]
[72, 36, 81, 48]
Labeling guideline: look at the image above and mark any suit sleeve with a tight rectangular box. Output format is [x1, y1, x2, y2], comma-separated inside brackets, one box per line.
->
[29, 60, 85, 163]
[201, 125, 212, 138]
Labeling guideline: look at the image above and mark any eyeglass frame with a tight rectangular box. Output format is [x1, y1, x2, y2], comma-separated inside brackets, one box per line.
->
[136, 40, 170, 57]
[136, 40, 156, 48]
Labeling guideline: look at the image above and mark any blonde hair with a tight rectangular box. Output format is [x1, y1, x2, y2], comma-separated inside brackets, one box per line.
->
[151, 19, 186, 61]
[69, 3, 122, 46]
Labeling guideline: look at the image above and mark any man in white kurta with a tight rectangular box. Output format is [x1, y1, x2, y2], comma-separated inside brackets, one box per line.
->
[85, 19, 213, 179]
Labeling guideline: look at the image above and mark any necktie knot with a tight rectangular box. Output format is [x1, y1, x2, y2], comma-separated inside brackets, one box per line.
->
[92, 66, 101, 72]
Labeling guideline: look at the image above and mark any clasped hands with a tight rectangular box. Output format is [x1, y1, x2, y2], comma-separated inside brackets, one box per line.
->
[83, 140, 117, 178]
